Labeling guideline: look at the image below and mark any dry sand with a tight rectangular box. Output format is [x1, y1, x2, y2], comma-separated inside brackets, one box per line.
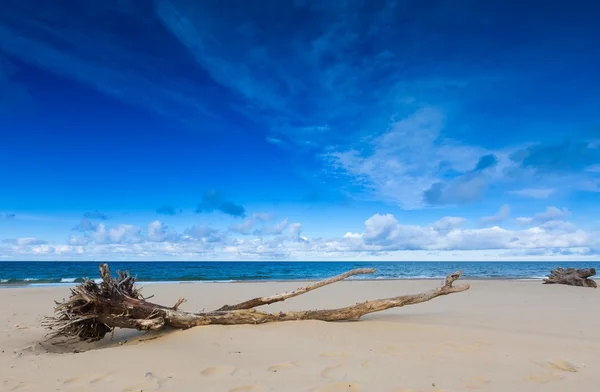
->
[1, 279, 599, 391]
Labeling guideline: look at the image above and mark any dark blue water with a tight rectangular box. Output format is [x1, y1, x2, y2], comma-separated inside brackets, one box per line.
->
[1, 261, 598, 287]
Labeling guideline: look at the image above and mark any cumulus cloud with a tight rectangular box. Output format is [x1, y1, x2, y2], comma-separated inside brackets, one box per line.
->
[195, 190, 246, 218]
[479, 205, 510, 226]
[147, 220, 176, 242]
[2, 206, 599, 261]
[342, 209, 589, 253]
[91, 223, 142, 244]
[289, 223, 308, 243]
[83, 210, 111, 220]
[69, 222, 143, 245]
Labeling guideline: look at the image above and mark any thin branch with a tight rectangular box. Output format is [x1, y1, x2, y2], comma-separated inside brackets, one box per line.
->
[173, 298, 186, 310]
[216, 268, 376, 311]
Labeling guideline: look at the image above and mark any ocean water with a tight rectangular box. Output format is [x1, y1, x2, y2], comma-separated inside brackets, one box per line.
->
[0, 261, 598, 287]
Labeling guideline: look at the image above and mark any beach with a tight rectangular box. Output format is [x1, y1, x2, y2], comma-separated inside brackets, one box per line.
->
[1, 278, 598, 391]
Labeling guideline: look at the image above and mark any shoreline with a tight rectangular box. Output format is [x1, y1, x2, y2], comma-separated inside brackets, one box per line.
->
[4, 276, 597, 289]
[0, 276, 561, 288]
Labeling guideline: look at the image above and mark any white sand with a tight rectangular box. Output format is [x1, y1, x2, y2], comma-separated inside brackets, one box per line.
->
[1, 279, 599, 391]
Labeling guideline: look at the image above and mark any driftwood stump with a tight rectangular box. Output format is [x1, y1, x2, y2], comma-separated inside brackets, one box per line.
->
[43, 264, 470, 342]
[543, 267, 597, 288]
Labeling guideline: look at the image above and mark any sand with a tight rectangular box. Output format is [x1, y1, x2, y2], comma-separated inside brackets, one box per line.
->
[1, 278, 599, 391]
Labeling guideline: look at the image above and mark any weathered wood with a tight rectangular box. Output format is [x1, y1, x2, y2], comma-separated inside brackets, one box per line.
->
[217, 268, 376, 311]
[43, 264, 470, 342]
[543, 267, 597, 288]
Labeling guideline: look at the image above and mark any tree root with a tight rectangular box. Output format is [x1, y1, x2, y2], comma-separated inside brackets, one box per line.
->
[543, 267, 597, 288]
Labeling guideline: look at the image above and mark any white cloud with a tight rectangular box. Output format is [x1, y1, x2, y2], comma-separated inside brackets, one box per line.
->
[289, 223, 308, 243]
[68, 235, 88, 246]
[2, 237, 47, 246]
[254, 218, 289, 236]
[1, 206, 599, 261]
[515, 206, 571, 227]
[578, 179, 600, 192]
[585, 164, 600, 173]
[327, 107, 490, 209]
[228, 218, 256, 235]
[515, 217, 533, 225]
[532, 206, 571, 224]
[509, 188, 556, 199]
[479, 204, 510, 226]
[228, 212, 278, 235]
[343, 210, 590, 253]
[89, 223, 142, 244]
[147, 220, 177, 242]
[183, 224, 226, 243]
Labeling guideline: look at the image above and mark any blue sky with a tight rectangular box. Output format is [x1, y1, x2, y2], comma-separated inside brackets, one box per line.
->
[1, 0, 599, 261]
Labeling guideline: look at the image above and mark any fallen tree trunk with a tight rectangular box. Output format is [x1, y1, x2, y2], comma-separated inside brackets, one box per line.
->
[543, 267, 597, 288]
[44, 264, 470, 342]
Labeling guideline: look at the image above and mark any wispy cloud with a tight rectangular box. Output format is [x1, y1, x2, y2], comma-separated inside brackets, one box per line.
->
[509, 188, 556, 199]
[156, 205, 178, 216]
[327, 107, 489, 208]
[515, 206, 571, 227]
[228, 212, 275, 235]
[72, 219, 97, 232]
[0, 212, 16, 220]
[0, 1, 237, 127]
[0, 54, 31, 114]
[479, 204, 510, 226]
[3, 237, 47, 246]
[2, 0, 599, 215]
[83, 211, 111, 220]
[514, 140, 600, 173]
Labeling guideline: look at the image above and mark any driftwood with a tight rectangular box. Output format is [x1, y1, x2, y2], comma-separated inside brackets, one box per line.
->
[543, 267, 597, 288]
[44, 264, 470, 342]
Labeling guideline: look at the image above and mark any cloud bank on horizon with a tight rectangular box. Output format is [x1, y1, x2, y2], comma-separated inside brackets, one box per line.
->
[0, 0, 599, 261]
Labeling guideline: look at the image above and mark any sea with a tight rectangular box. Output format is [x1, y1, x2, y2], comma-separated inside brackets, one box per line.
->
[0, 261, 598, 287]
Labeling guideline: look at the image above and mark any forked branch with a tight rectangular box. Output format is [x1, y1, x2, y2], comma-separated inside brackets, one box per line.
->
[43, 264, 470, 342]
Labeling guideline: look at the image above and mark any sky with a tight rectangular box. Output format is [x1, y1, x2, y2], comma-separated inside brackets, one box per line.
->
[0, 0, 599, 261]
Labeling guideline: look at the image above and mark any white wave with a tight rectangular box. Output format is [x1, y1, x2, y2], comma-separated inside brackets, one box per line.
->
[23, 278, 39, 281]
[28, 283, 77, 287]
[402, 275, 445, 279]
[138, 280, 236, 285]
[60, 278, 77, 283]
